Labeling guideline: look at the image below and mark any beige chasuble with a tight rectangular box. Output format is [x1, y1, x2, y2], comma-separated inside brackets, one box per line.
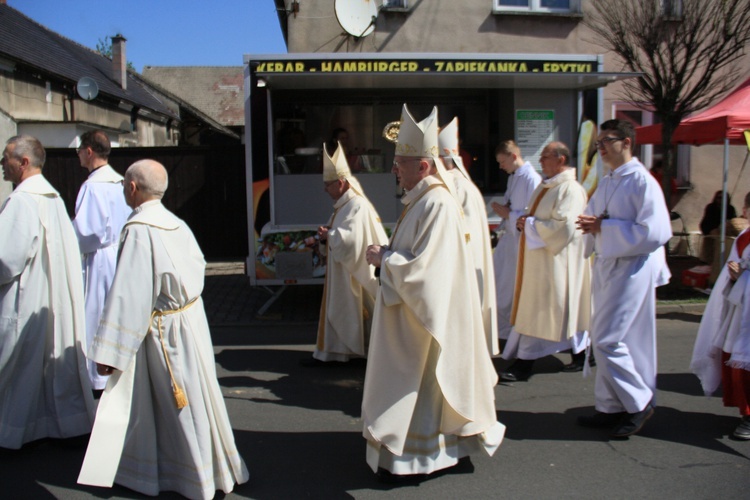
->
[511, 168, 591, 342]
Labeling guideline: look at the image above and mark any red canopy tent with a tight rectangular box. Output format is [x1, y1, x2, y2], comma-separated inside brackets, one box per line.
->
[636, 77, 750, 146]
[636, 77, 750, 258]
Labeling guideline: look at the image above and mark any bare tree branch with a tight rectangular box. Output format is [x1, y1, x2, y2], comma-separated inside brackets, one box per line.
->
[584, 0, 750, 205]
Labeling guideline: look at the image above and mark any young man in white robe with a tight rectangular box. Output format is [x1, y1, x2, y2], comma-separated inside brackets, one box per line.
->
[363, 104, 504, 480]
[438, 117, 499, 357]
[691, 191, 750, 440]
[73, 130, 130, 391]
[576, 120, 672, 439]
[302, 140, 388, 365]
[499, 141, 590, 382]
[490, 141, 541, 341]
[0, 135, 94, 449]
[78, 160, 249, 499]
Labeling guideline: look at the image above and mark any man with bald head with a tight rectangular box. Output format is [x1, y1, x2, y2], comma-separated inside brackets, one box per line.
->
[79, 160, 249, 499]
[499, 141, 591, 382]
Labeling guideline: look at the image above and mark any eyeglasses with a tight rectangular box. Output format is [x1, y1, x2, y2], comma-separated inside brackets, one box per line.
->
[594, 137, 624, 149]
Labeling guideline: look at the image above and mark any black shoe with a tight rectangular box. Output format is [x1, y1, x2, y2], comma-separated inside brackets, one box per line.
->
[500, 359, 534, 382]
[561, 361, 584, 373]
[562, 351, 594, 372]
[577, 411, 626, 428]
[610, 403, 655, 438]
[732, 416, 750, 440]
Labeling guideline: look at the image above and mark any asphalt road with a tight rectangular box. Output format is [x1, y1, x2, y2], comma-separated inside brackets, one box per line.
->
[2, 311, 748, 499]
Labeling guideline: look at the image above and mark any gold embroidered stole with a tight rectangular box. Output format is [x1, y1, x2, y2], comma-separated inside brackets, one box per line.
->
[510, 187, 550, 325]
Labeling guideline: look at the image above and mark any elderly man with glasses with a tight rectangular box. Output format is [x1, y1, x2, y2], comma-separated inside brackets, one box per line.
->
[499, 141, 591, 382]
[363, 104, 504, 481]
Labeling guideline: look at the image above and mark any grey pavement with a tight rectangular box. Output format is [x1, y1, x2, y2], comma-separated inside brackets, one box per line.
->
[4, 264, 749, 499]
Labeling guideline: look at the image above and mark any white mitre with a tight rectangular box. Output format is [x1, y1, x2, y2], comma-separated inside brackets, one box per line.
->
[395, 104, 461, 214]
[395, 104, 440, 158]
[323, 140, 366, 198]
[438, 116, 470, 179]
[323, 140, 350, 181]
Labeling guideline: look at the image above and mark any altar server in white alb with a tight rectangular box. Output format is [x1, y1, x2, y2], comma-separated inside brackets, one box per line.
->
[364, 104, 504, 480]
[438, 116, 498, 356]
[78, 160, 249, 499]
[303, 140, 388, 365]
[576, 120, 672, 439]
[491, 140, 541, 340]
[73, 130, 130, 391]
[499, 141, 590, 382]
[691, 192, 750, 440]
[0, 135, 94, 449]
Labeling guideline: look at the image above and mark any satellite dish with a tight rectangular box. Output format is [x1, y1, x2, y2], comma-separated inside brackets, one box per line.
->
[335, 0, 378, 38]
[76, 76, 99, 100]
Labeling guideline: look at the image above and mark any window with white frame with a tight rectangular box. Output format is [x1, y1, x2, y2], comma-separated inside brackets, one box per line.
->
[492, 0, 580, 13]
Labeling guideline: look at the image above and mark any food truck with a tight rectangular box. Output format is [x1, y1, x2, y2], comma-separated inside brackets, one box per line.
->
[243, 52, 633, 289]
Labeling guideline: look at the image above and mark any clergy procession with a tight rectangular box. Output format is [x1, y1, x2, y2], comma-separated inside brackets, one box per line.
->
[1, 104, 749, 497]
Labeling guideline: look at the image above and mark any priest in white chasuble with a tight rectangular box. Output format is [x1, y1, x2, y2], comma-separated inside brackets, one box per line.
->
[491, 140, 541, 340]
[438, 116, 499, 356]
[499, 141, 591, 382]
[73, 130, 130, 390]
[78, 160, 249, 499]
[303, 140, 388, 365]
[0, 135, 94, 449]
[363, 104, 504, 480]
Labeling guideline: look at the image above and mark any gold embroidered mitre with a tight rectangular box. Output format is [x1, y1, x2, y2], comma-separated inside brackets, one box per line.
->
[395, 104, 439, 158]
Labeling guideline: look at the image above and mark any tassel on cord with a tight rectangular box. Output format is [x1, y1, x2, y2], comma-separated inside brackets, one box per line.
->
[152, 308, 193, 409]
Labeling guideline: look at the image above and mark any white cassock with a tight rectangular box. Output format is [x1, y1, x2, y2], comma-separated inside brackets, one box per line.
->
[583, 158, 671, 414]
[493, 162, 541, 339]
[691, 228, 750, 395]
[315, 189, 388, 362]
[78, 200, 249, 500]
[503, 168, 590, 360]
[448, 168, 499, 356]
[0, 174, 94, 449]
[73, 164, 130, 389]
[362, 176, 505, 475]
